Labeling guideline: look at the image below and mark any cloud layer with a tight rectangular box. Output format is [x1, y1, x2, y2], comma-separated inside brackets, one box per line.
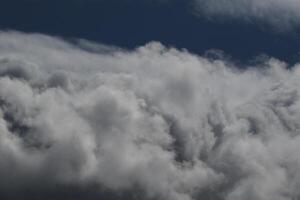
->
[1, 31, 300, 200]
[194, 0, 300, 29]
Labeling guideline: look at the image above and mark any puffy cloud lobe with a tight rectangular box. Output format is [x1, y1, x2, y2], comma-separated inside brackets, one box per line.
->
[0, 31, 300, 200]
[193, 0, 300, 29]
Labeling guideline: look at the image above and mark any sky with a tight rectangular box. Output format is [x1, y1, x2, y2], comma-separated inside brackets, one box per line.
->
[1, 1, 300, 200]
[1, 0, 300, 63]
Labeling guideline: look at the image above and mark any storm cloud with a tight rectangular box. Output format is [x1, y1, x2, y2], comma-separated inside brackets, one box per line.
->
[1, 31, 300, 200]
[193, 0, 300, 29]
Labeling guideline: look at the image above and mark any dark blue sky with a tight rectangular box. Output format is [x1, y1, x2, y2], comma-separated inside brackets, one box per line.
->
[1, 0, 300, 63]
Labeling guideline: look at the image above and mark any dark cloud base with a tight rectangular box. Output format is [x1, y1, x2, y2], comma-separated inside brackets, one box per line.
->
[1, 186, 143, 200]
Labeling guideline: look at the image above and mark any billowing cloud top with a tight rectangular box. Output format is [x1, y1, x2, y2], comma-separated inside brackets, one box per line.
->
[194, 0, 300, 29]
[1, 31, 300, 200]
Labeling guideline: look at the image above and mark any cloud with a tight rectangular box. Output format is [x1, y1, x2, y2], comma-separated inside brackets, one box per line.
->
[1, 31, 300, 200]
[193, 0, 300, 30]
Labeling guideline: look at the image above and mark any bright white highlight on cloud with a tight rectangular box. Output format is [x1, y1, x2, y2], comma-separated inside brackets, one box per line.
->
[194, 0, 300, 29]
[1, 31, 300, 200]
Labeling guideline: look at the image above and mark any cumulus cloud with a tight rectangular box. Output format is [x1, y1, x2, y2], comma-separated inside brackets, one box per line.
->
[1, 31, 300, 200]
[193, 0, 300, 29]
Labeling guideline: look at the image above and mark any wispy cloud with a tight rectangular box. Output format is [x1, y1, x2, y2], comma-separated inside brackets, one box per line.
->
[193, 0, 300, 30]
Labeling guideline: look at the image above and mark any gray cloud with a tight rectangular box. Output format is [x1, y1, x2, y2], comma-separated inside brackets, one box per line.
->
[1, 31, 300, 200]
[193, 0, 300, 29]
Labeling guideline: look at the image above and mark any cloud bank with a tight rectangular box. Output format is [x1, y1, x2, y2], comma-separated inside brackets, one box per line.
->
[194, 0, 300, 29]
[1, 31, 300, 200]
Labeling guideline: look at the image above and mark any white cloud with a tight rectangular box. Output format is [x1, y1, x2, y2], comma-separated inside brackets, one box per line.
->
[1, 31, 300, 200]
[193, 0, 300, 29]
